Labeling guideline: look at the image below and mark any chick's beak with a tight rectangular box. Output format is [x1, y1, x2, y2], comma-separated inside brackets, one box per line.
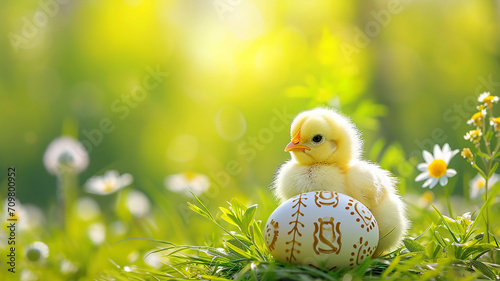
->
[285, 130, 311, 152]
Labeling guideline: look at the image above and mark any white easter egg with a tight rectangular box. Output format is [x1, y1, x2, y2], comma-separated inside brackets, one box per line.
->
[264, 191, 379, 269]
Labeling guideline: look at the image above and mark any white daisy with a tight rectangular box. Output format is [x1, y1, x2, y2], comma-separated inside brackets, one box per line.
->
[85, 170, 133, 195]
[164, 172, 210, 196]
[490, 117, 500, 132]
[464, 129, 482, 144]
[469, 173, 500, 200]
[25, 241, 49, 263]
[466, 109, 486, 126]
[43, 137, 89, 175]
[415, 144, 459, 189]
[478, 92, 499, 107]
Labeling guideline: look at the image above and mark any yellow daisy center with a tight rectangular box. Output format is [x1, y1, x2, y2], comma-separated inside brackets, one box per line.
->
[428, 159, 447, 178]
[484, 95, 494, 102]
[461, 148, 473, 159]
[482, 95, 499, 108]
[466, 129, 482, 142]
[477, 180, 485, 189]
[183, 171, 197, 181]
[422, 191, 434, 203]
[103, 182, 114, 193]
[472, 111, 483, 120]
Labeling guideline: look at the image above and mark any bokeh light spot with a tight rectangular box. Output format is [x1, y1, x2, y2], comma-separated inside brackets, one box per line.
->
[167, 135, 199, 162]
[215, 106, 247, 141]
[226, 2, 264, 40]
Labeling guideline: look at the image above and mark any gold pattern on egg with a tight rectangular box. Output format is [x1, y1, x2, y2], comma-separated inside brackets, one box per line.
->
[265, 219, 279, 251]
[314, 191, 340, 208]
[349, 237, 375, 268]
[285, 194, 307, 262]
[345, 199, 376, 232]
[312, 217, 342, 255]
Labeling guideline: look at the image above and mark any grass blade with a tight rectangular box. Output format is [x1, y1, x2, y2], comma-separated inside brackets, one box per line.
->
[431, 204, 459, 243]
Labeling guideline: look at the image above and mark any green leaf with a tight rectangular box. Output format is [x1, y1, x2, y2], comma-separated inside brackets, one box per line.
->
[425, 241, 443, 259]
[486, 131, 495, 142]
[187, 202, 213, 221]
[220, 213, 240, 228]
[242, 204, 258, 231]
[431, 204, 460, 243]
[219, 206, 231, 215]
[469, 260, 497, 280]
[493, 151, 500, 159]
[488, 162, 499, 179]
[443, 215, 465, 236]
[462, 244, 496, 259]
[188, 191, 214, 220]
[403, 238, 425, 252]
[472, 163, 487, 179]
[225, 240, 252, 259]
[477, 151, 491, 160]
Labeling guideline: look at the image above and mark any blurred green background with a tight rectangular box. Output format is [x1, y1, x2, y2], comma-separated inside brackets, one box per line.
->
[0, 0, 499, 249]
[1, 0, 499, 212]
[1, 0, 500, 279]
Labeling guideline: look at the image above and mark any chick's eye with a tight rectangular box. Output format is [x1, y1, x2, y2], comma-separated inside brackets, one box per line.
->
[312, 134, 323, 143]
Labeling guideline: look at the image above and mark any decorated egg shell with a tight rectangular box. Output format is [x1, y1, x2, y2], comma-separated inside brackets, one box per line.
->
[264, 191, 379, 269]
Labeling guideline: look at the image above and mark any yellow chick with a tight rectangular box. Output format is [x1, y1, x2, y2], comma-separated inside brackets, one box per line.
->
[273, 107, 408, 256]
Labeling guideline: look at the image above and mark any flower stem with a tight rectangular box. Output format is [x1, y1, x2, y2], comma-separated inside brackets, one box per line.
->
[443, 185, 453, 218]
[56, 172, 77, 230]
[484, 176, 490, 243]
[56, 174, 65, 228]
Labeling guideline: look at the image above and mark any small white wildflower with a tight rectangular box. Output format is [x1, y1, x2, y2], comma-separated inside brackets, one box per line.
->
[164, 172, 210, 196]
[469, 173, 500, 200]
[25, 241, 49, 263]
[85, 170, 133, 195]
[478, 92, 499, 107]
[466, 109, 486, 126]
[415, 144, 459, 189]
[43, 137, 89, 175]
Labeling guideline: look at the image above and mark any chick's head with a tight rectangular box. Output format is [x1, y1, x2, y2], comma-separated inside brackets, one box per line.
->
[285, 108, 362, 167]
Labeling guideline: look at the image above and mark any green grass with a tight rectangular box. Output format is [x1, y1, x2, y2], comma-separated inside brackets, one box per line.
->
[107, 193, 500, 281]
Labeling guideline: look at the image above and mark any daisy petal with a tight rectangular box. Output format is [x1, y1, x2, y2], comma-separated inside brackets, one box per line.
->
[416, 171, 430, 182]
[433, 144, 442, 160]
[423, 150, 434, 163]
[439, 176, 448, 186]
[422, 178, 434, 188]
[417, 163, 429, 171]
[444, 149, 459, 164]
[429, 178, 439, 189]
[120, 173, 133, 187]
[442, 143, 451, 154]
[470, 186, 480, 199]
[450, 149, 459, 158]
[446, 169, 457, 177]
